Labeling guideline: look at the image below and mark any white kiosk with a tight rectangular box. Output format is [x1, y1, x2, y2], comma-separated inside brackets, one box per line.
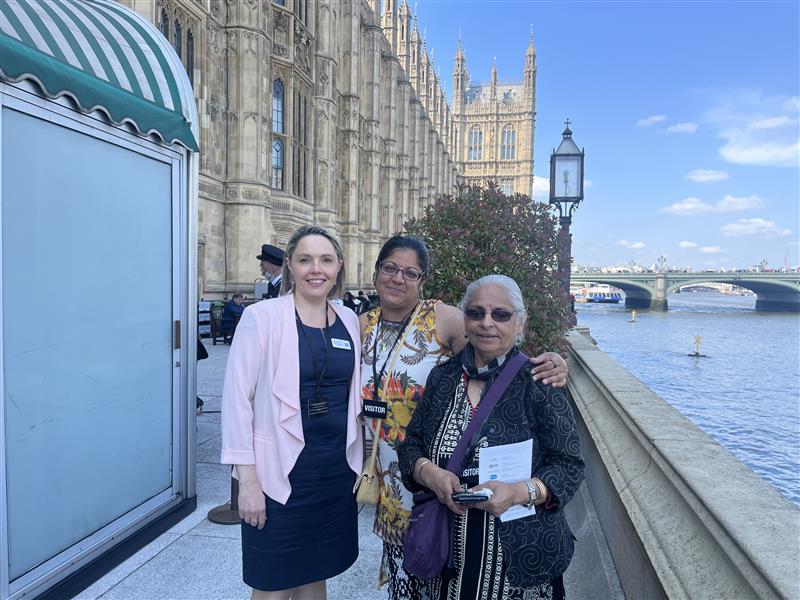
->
[0, 1, 198, 597]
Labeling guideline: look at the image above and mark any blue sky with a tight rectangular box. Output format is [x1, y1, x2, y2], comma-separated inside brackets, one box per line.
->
[414, 0, 799, 270]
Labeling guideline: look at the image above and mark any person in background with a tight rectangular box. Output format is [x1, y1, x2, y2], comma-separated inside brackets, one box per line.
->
[221, 293, 245, 341]
[399, 274, 584, 600]
[257, 244, 285, 299]
[356, 290, 369, 314]
[358, 235, 569, 600]
[222, 225, 363, 599]
[343, 291, 358, 312]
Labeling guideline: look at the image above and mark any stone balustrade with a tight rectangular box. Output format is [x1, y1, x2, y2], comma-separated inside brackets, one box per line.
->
[566, 328, 799, 600]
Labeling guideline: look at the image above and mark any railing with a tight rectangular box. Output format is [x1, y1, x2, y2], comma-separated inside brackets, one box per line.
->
[565, 328, 799, 600]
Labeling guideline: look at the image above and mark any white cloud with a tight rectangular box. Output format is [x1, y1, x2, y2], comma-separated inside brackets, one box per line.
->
[636, 114, 666, 127]
[685, 169, 729, 183]
[716, 194, 763, 211]
[705, 91, 800, 167]
[700, 246, 723, 253]
[679, 241, 698, 248]
[665, 122, 698, 134]
[720, 218, 791, 237]
[532, 176, 549, 201]
[661, 194, 763, 215]
[616, 240, 646, 249]
[661, 197, 711, 215]
[749, 116, 794, 130]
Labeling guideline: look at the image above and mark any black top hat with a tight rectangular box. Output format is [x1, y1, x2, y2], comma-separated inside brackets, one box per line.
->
[257, 244, 285, 266]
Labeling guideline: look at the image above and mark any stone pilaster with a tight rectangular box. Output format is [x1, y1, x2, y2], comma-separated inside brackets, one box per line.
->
[223, 0, 273, 290]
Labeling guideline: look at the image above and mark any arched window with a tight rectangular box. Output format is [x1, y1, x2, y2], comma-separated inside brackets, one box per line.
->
[468, 126, 483, 161]
[274, 0, 285, 5]
[501, 125, 516, 160]
[173, 20, 182, 59]
[499, 181, 513, 196]
[160, 10, 169, 40]
[272, 80, 284, 133]
[272, 139, 284, 190]
[186, 30, 194, 87]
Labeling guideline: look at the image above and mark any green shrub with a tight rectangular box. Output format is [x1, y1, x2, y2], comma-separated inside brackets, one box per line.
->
[404, 184, 570, 354]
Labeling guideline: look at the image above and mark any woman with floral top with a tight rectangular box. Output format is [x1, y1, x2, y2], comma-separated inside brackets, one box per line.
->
[358, 235, 569, 600]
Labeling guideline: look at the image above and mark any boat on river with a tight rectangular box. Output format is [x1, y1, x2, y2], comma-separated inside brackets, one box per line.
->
[585, 284, 623, 303]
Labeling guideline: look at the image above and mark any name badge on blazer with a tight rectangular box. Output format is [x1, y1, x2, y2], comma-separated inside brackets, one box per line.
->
[331, 338, 352, 350]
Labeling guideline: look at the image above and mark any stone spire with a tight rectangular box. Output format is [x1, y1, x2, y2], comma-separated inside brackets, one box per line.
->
[397, 0, 411, 73]
[382, 0, 398, 53]
[524, 27, 536, 98]
[490, 56, 497, 98]
[452, 35, 468, 113]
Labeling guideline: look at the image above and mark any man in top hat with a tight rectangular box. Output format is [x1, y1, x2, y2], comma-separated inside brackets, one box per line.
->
[257, 244, 285, 299]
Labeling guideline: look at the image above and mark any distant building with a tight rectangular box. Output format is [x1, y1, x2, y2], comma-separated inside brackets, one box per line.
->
[452, 34, 537, 197]
[123, 0, 459, 297]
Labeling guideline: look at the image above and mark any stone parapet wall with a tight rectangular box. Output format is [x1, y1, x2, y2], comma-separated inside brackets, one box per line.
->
[566, 328, 799, 600]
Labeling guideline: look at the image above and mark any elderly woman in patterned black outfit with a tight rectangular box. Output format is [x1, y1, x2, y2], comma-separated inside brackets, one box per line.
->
[398, 274, 584, 600]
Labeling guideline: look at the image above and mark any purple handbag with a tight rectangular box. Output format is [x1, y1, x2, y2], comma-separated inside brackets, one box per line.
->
[403, 352, 529, 580]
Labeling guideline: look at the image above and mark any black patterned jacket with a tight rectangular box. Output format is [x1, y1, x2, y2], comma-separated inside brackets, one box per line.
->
[398, 350, 585, 586]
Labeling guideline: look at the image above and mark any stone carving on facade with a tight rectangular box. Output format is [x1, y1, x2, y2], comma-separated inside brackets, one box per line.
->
[210, 0, 220, 19]
[274, 10, 290, 32]
[243, 31, 258, 57]
[210, 27, 221, 54]
[273, 43, 288, 58]
[208, 95, 219, 121]
[294, 24, 312, 75]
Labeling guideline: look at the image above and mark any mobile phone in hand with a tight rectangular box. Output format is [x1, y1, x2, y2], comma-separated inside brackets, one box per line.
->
[452, 491, 490, 504]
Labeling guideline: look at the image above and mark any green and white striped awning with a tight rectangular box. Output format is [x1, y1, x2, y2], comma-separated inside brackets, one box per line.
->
[0, 0, 198, 151]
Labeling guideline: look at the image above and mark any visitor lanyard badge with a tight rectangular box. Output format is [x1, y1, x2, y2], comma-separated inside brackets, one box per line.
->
[363, 398, 388, 419]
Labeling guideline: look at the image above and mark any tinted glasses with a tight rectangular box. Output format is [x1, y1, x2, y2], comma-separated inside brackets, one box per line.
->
[379, 260, 425, 282]
[464, 307, 516, 323]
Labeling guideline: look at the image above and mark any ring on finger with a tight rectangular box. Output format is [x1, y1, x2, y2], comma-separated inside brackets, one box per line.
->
[550, 359, 557, 370]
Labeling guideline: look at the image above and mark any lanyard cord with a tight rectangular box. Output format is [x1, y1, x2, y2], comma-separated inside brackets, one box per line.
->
[371, 303, 419, 402]
[295, 306, 330, 401]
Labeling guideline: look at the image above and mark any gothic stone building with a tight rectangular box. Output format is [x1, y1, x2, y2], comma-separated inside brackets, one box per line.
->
[452, 36, 537, 197]
[123, 0, 461, 296]
[124, 0, 536, 296]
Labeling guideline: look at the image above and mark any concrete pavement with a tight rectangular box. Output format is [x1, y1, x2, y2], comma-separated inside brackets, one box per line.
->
[74, 341, 621, 600]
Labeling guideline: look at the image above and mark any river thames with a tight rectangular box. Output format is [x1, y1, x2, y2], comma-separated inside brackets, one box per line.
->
[576, 291, 800, 506]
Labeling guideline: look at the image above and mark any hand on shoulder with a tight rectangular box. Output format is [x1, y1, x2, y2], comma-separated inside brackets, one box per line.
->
[434, 301, 467, 353]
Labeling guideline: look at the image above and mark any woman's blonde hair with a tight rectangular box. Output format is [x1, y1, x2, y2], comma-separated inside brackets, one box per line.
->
[280, 225, 346, 299]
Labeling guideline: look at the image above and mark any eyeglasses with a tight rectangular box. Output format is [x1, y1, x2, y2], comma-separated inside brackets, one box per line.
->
[464, 308, 516, 323]
[379, 261, 425, 282]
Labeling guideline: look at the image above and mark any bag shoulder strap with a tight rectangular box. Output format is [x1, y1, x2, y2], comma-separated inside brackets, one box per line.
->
[445, 352, 529, 473]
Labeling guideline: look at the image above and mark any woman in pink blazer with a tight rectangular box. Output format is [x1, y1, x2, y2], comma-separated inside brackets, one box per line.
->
[221, 225, 363, 600]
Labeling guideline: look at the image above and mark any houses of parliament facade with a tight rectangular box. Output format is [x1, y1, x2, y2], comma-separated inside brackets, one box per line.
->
[123, 0, 537, 295]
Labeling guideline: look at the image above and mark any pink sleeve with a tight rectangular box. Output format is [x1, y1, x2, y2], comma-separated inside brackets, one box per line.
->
[220, 306, 265, 465]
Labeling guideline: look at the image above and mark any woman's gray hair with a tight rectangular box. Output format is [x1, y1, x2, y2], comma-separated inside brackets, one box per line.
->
[458, 274, 527, 341]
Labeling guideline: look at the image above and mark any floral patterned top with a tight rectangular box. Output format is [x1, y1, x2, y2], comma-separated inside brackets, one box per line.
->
[360, 299, 453, 546]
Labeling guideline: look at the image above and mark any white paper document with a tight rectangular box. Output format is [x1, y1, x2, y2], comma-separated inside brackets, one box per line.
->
[478, 439, 535, 522]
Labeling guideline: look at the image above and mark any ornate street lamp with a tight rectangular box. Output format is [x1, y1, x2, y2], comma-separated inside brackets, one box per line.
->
[549, 119, 585, 322]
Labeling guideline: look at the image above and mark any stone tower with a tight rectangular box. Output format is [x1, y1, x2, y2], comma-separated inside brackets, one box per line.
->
[453, 33, 537, 197]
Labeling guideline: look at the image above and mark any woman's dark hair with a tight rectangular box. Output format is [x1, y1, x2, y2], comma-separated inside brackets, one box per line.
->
[374, 235, 430, 275]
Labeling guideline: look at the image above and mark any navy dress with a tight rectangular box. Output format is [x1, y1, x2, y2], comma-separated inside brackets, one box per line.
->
[241, 315, 358, 591]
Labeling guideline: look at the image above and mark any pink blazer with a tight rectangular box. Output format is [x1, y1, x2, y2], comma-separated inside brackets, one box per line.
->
[220, 294, 363, 504]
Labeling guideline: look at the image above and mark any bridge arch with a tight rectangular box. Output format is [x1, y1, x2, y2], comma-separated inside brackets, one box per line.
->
[572, 273, 800, 312]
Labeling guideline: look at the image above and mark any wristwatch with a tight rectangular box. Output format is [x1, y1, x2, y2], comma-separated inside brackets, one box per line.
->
[524, 479, 538, 508]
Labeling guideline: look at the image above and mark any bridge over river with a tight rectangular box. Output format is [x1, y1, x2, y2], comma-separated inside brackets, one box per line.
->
[573, 272, 800, 312]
